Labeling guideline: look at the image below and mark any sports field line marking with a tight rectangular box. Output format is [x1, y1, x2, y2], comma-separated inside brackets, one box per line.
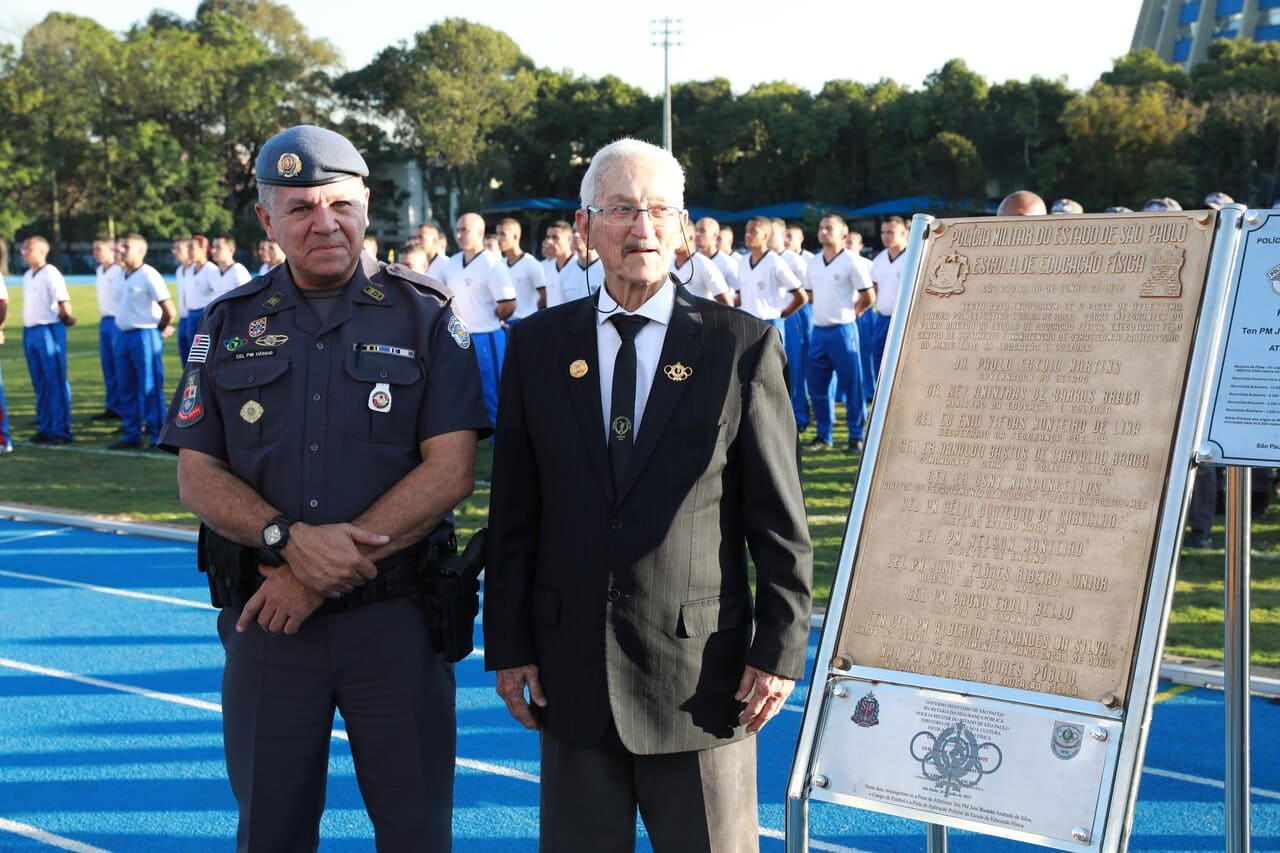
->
[0, 527, 73, 546]
[1143, 767, 1280, 801]
[0, 569, 212, 610]
[1155, 683, 1195, 703]
[0, 818, 111, 853]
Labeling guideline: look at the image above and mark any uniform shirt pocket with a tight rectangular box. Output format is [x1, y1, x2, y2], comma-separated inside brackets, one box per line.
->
[344, 350, 424, 444]
[212, 359, 290, 449]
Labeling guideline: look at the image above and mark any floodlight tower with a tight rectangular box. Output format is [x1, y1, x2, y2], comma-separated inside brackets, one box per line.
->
[650, 17, 682, 152]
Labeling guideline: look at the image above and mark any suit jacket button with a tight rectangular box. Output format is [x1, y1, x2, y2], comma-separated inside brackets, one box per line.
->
[610, 516, 623, 530]
[607, 588, 622, 602]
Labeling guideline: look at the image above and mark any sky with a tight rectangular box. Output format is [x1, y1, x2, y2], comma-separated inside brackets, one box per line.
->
[3, 1, 1146, 95]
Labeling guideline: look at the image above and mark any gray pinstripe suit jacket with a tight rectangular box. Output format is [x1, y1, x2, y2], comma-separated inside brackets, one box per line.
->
[483, 284, 813, 755]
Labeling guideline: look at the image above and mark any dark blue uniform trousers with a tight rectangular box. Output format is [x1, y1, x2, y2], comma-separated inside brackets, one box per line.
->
[219, 597, 455, 852]
[177, 309, 203, 366]
[784, 303, 812, 429]
[23, 323, 72, 440]
[115, 328, 165, 446]
[98, 316, 123, 416]
[0, 359, 10, 447]
[809, 323, 866, 444]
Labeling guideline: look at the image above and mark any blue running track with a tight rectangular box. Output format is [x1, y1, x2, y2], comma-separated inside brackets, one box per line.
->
[1, 518, 1278, 851]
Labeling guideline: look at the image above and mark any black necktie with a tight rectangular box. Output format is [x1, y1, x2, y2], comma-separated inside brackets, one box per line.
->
[609, 314, 649, 492]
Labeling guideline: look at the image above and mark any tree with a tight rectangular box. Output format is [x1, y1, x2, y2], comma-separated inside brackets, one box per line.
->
[338, 19, 537, 216]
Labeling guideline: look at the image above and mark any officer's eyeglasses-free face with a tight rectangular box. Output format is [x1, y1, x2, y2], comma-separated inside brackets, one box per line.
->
[586, 204, 684, 227]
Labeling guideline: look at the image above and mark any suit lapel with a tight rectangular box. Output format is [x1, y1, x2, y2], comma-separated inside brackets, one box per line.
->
[561, 299, 613, 501]
[616, 288, 705, 502]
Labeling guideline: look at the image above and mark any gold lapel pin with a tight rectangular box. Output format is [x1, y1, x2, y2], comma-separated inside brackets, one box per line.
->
[569, 359, 589, 379]
[664, 362, 692, 382]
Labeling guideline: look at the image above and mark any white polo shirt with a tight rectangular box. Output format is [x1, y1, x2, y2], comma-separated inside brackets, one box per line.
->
[96, 264, 120, 317]
[556, 258, 602, 305]
[443, 250, 516, 334]
[541, 258, 570, 306]
[706, 251, 739, 291]
[114, 264, 171, 331]
[214, 262, 252, 297]
[505, 252, 544, 319]
[671, 253, 730, 302]
[807, 249, 873, 327]
[780, 248, 808, 284]
[22, 264, 70, 327]
[735, 251, 800, 321]
[427, 253, 449, 283]
[187, 262, 222, 312]
[871, 248, 907, 317]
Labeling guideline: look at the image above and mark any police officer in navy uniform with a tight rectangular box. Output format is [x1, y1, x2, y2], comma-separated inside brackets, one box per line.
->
[158, 124, 491, 851]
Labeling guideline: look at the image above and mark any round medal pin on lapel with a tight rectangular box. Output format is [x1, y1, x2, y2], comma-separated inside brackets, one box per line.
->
[569, 359, 589, 379]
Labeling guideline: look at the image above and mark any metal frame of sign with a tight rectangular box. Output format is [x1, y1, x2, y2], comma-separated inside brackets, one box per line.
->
[786, 208, 1243, 853]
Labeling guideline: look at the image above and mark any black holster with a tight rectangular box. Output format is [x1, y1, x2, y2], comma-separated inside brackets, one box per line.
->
[415, 529, 486, 663]
[198, 524, 260, 609]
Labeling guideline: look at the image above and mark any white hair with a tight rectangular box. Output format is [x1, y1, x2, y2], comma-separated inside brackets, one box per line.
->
[579, 138, 685, 209]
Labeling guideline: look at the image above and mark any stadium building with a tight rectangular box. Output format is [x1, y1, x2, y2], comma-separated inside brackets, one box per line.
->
[1133, 0, 1280, 68]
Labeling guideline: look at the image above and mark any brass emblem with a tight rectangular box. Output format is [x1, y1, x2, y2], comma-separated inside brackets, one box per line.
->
[569, 359, 589, 379]
[1142, 246, 1185, 298]
[611, 416, 631, 440]
[664, 362, 692, 382]
[240, 400, 264, 424]
[255, 334, 289, 347]
[276, 152, 302, 179]
[262, 291, 286, 310]
[363, 285, 386, 302]
[926, 251, 968, 297]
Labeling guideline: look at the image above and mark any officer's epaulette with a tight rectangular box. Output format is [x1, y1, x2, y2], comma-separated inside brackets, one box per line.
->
[381, 262, 453, 304]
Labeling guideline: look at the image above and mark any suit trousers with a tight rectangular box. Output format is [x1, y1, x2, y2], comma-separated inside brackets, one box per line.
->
[219, 597, 455, 852]
[540, 723, 758, 853]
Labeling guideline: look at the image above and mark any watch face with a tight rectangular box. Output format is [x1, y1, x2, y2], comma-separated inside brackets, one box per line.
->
[264, 524, 283, 547]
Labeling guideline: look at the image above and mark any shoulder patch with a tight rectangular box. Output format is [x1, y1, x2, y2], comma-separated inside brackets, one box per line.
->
[380, 263, 452, 303]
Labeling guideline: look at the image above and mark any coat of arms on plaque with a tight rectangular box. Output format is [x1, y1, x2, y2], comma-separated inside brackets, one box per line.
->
[851, 692, 880, 728]
[926, 252, 968, 297]
[1140, 246, 1185, 298]
[1266, 261, 1280, 295]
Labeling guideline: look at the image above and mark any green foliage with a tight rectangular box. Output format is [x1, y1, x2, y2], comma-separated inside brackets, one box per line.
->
[7, 10, 1280, 250]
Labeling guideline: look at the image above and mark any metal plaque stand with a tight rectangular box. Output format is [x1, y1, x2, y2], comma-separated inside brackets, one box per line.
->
[1224, 466, 1251, 853]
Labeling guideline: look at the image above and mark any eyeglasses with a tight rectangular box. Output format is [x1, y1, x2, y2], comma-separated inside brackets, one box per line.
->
[586, 204, 684, 226]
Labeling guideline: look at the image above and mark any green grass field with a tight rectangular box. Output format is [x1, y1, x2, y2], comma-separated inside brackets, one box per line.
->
[2, 281, 1277, 665]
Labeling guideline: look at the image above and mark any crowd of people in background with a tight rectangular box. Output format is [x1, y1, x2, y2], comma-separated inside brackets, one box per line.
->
[0, 188, 1260, 469]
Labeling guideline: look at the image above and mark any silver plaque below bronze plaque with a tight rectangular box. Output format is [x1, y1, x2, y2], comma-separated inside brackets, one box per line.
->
[809, 679, 1120, 851]
[835, 212, 1216, 707]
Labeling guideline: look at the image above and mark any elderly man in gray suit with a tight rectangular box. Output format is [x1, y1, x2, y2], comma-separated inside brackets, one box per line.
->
[483, 137, 814, 852]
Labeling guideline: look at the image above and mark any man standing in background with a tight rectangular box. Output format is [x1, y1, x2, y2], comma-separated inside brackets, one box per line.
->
[21, 236, 75, 445]
[211, 236, 252, 297]
[695, 216, 739, 292]
[0, 278, 11, 453]
[92, 237, 124, 423]
[109, 233, 176, 451]
[444, 212, 516, 429]
[775, 221, 812, 433]
[868, 216, 909, 386]
[497, 217, 545, 318]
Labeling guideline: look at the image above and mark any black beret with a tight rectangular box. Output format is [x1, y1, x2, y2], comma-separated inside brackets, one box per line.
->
[255, 124, 369, 187]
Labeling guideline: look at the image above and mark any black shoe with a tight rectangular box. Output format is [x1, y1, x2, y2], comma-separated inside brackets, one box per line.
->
[91, 410, 122, 421]
[807, 439, 832, 451]
[106, 440, 142, 450]
[46, 435, 72, 445]
[1185, 531, 1213, 549]
[848, 439, 864, 453]
[30, 433, 53, 444]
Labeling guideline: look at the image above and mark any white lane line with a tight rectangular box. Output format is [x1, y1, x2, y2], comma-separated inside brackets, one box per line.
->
[1143, 766, 1280, 801]
[0, 818, 112, 853]
[0, 570, 212, 610]
[0, 527, 73, 546]
[0, 657, 222, 713]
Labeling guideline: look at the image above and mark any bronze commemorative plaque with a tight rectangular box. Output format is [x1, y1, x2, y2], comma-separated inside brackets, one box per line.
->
[836, 212, 1215, 704]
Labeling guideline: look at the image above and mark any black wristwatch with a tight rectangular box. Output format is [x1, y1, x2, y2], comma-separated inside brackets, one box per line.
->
[260, 514, 295, 562]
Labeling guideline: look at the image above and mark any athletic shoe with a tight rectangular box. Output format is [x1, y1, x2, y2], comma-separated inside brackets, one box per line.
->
[106, 440, 142, 450]
[848, 439, 864, 453]
[91, 410, 122, 421]
[0, 443, 12, 454]
[807, 439, 832, 451]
